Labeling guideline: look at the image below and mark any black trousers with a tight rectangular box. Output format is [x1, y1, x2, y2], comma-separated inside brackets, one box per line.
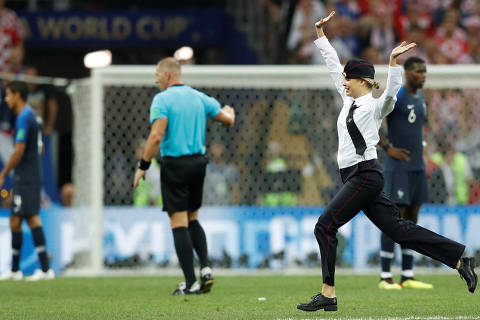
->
[314, 159, 465, 286]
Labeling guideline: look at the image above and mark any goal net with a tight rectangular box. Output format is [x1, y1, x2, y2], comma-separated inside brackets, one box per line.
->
[68, 64, 480, 273]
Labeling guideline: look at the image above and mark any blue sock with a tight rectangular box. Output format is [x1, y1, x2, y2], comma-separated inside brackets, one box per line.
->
[31, 227, 49, 272]
[401, 247, 414, 282]
[11, 231, 22, 272]
[380, 232, 395, 279]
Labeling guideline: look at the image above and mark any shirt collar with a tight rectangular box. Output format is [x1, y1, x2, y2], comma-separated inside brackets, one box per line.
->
[354, 92, 373, 106]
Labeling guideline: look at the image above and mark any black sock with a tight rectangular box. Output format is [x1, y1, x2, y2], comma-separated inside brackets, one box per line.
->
[11, 231, 22, 272]
[172, 227, 196, 288]
[31, 227, 49, 272]
[188, 220, 209, 269]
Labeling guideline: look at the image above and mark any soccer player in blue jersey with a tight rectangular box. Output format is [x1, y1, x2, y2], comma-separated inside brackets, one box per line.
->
[0, 81, 54, 281]
[378, 57, 432, 290]
[133, 58, 235, 295]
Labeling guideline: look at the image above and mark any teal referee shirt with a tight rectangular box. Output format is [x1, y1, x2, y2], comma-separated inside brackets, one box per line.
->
[150, 85, 221, 157]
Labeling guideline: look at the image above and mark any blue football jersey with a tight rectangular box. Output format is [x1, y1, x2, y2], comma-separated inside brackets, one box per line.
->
[13, 106, 43, 185]
[384, 86, 427, 172]
[150, 85, 221, 157]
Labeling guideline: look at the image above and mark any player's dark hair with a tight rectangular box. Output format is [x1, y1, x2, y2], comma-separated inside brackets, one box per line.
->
[404, 57, 425, 70]
[7, 81, 29, 101]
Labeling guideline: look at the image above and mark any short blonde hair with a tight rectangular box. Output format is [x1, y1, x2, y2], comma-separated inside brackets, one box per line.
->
[362, 78, 380, 89]
[157, 57, 181, 77]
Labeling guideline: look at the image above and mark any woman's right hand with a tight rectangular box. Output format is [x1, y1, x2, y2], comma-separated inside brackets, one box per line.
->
[314, 11, 336, 38]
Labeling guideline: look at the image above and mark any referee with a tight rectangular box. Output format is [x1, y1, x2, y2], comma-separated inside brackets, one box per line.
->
[133, 58, 235, 295]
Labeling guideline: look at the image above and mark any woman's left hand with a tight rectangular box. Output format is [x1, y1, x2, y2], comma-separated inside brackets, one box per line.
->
[390, 41, 417, 59]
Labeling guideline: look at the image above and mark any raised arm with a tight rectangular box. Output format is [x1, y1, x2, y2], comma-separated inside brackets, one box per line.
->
[313, 11, 347, 101]
[376, 41, 417, 119]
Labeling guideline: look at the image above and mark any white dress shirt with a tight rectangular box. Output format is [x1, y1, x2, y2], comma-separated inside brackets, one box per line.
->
[314, 36, 403, 169]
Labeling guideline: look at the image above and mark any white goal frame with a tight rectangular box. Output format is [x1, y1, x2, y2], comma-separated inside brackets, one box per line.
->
[71, 64, 480, 275]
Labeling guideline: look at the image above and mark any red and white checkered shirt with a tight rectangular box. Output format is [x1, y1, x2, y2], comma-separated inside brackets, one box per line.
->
[0, 8, 24, 73]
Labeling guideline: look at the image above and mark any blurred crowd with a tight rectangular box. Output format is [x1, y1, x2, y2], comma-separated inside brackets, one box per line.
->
[1, 0, 480, 208]
[263, 0, 480, 65]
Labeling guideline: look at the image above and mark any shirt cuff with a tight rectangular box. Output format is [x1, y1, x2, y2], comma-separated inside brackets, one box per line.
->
[314, 36, 328, 48]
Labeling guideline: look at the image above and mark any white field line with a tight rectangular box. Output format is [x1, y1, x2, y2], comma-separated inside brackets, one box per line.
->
[276, 317, 480, 320]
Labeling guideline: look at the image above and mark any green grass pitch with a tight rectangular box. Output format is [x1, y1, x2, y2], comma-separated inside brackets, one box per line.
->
[0, 274, 478, 319]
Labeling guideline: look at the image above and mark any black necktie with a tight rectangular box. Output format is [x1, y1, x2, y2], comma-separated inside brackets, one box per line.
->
[346, 102, 367, 155]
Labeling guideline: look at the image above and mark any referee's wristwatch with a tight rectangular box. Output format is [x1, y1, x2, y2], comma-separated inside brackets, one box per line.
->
[138, 158, 151, 170]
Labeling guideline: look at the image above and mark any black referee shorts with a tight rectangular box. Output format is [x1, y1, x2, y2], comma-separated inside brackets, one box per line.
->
[160, 154, 208, 215]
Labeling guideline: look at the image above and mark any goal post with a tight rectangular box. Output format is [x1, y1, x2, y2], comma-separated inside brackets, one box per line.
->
[68, 64, 480, 274]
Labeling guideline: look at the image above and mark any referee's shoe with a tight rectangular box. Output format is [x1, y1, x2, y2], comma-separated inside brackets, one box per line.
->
[297, 293, 337, 312]
[458, 257, 477, 293]
[171, 281, 200, 295]
[199, 266, 214, 293]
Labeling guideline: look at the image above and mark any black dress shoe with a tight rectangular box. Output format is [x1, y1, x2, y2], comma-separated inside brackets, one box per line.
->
[297, 293, 337, 312]
[458, 257, 477, 293]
